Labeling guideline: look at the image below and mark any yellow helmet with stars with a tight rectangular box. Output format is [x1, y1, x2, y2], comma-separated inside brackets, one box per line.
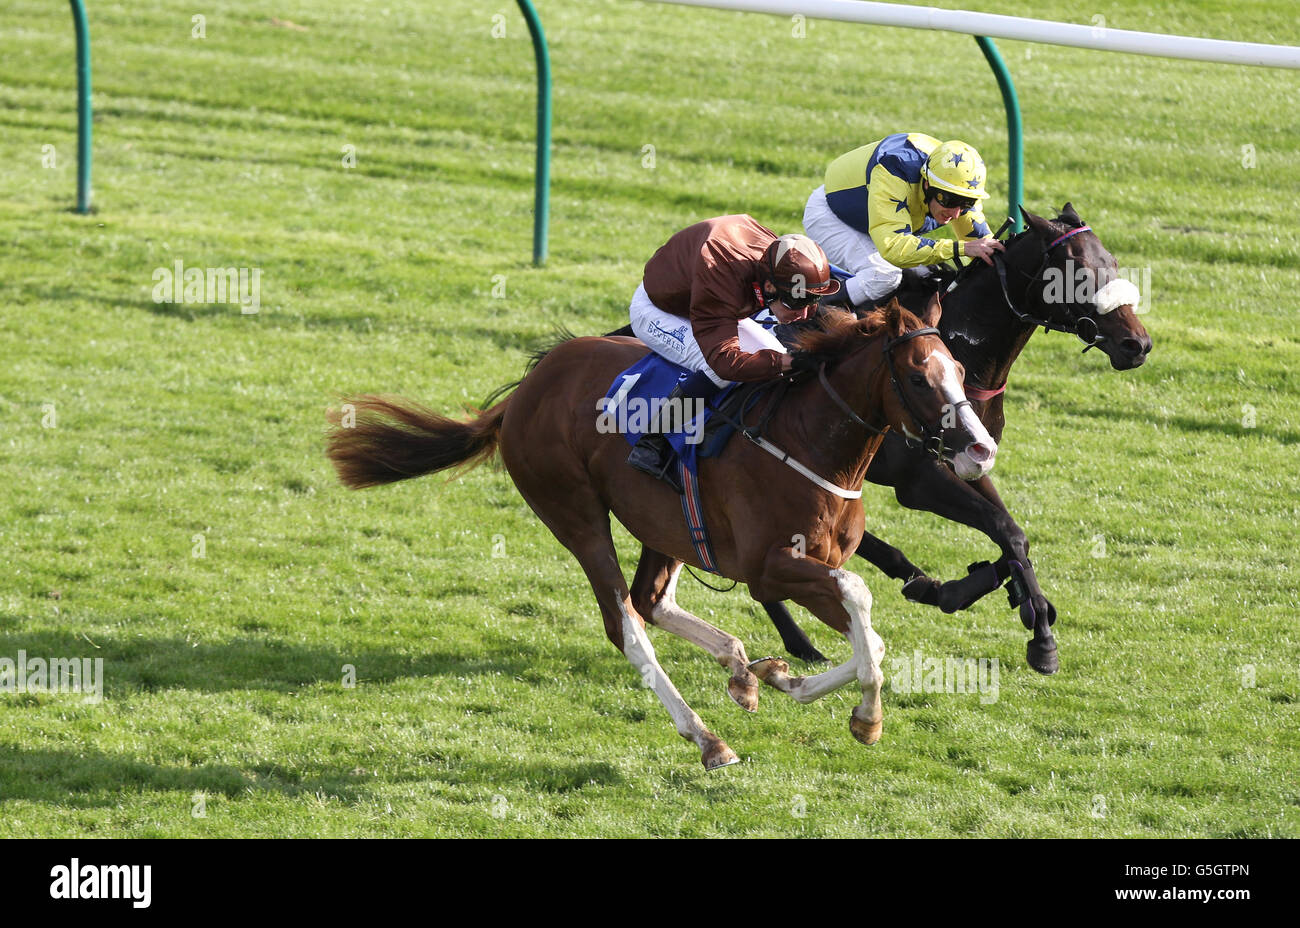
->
[923, 140, 989, 200]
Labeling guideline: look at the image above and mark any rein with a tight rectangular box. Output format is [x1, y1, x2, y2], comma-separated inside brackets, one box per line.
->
[704, 380, 864, 500]
[988, 224, 1107, 352]
[817, 364, 880, 434]
[711, 326, 958, 498]
[962, 381, 1006, 401]
[815, 325, 952, 460]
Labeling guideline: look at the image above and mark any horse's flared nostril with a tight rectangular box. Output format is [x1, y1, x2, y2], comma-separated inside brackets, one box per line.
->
[1121, 337, 1145, 356]
[967, 442, 995, 464]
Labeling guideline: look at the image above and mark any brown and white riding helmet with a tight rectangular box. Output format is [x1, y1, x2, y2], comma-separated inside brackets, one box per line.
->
[764, 234, 842, 302]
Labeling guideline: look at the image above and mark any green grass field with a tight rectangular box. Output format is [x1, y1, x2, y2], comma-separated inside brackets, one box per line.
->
[1, 0, 1297, 837]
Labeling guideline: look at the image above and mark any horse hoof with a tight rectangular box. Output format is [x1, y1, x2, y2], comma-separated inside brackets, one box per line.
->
[902, 576, 941, 607]
[727, 675, 759, 713]
[1027, 638, 1059, 675]
[702, 742, 740, 770]
[849, 712, 882, 746]
[747, 657, 788, 683]
[789, 646, 830, 664]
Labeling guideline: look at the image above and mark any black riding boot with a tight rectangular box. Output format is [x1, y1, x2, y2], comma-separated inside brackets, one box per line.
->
[627, 370, 722, 493]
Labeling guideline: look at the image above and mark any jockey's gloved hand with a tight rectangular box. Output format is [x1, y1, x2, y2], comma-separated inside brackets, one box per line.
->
[898, 267, 929, 292]
[787, 352, 824, 375]
[929, 263, 958, 292]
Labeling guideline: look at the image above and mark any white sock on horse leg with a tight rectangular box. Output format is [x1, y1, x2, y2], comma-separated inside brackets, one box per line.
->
[834, 569, 884, 714]
[646, 565, 749, 667]
[786, 658, 859, 703]
[616, 597, 709, 745]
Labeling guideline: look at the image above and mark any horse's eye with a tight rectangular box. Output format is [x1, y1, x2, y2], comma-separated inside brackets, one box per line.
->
[909, 373, 926, 388]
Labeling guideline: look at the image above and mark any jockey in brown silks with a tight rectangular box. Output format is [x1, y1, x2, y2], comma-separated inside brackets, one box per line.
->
[625, 214, 841, 490]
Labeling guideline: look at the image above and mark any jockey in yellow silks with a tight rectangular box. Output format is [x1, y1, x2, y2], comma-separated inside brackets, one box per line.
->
[803, 133, 1005, 308]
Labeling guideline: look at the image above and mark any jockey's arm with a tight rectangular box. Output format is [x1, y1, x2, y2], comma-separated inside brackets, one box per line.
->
[868, 166, 1003, 269]
[693, 316, 785, 382]
[867, 167, 959, 268]
[950, 205, 995, 260]
[690, 282, 785, 383]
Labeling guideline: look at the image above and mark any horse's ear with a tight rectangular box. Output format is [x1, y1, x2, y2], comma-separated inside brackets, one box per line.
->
[1021, 207, 1057, 241]
[920, 291, 942, 328]
[1060, 201, 1082, 225]
[883, 297, 905, 334]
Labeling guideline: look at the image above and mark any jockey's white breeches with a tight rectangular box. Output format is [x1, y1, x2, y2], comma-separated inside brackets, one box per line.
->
[628, 283, 785, 388]
[802, 184, 930, 307]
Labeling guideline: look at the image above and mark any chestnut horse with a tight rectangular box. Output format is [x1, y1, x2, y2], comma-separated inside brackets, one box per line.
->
[325, 302, 997, 768]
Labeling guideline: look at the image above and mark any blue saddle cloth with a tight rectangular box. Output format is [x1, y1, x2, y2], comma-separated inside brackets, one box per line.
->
[601, 354, 738, 479]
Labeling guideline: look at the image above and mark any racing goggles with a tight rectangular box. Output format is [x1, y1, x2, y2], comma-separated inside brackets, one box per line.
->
[931, 188, 977, 210]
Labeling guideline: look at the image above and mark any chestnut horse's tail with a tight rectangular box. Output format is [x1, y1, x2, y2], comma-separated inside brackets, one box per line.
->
[326, 393, 509, 489]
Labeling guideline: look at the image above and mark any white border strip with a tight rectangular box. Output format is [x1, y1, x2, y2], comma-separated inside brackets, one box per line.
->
[645, 0, 1300, 69]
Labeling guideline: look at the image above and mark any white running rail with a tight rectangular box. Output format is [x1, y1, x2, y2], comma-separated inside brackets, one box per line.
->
[646, 0, 1300, 69]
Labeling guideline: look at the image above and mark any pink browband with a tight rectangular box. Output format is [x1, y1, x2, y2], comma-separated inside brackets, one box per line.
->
[1046, 225, 1091, 250]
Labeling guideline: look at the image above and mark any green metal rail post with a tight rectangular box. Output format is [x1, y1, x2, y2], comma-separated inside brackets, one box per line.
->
[974, 36, 1022, 231]
[70, 0, 92, 213]
[516, 0, 551, 265]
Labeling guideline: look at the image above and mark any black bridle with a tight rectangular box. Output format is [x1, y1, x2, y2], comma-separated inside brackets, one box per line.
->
[984, 220, 1108, 353]
[816, 325, 966, 460]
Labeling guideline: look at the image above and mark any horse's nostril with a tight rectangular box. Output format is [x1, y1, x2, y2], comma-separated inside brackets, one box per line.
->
[1121, 337, 1144, 355]
[968, 442, 995, 463]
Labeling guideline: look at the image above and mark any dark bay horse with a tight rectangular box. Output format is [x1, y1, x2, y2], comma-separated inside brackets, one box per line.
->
[326, 302, 998, 768]
[761, 204, 1152, 674]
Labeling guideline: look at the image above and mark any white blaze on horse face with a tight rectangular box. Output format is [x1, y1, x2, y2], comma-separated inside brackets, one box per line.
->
[928, 351, 998, 481]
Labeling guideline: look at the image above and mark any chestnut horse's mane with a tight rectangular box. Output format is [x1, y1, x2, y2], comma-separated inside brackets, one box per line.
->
[793, 299, 920, 360]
